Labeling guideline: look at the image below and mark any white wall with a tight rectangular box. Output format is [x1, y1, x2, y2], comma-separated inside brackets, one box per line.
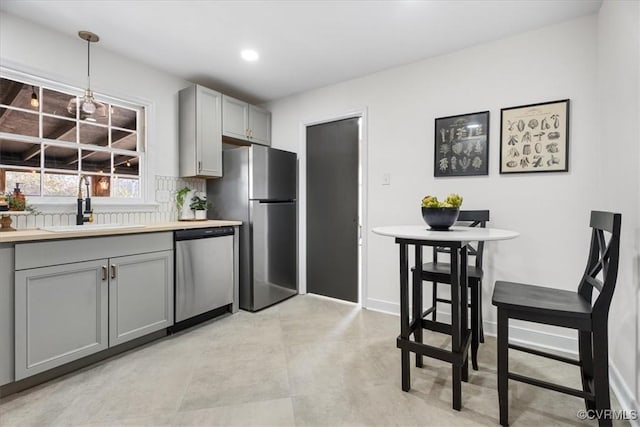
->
[267, 14, 600, 349]
[597, 0, 640, 414]
[0, 12, 190, 188]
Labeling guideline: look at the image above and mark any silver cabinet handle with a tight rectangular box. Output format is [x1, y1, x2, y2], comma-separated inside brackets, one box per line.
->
[101, 266, 107, 281]
[110, 265, 117, 280]
[198, 161, 202, 171]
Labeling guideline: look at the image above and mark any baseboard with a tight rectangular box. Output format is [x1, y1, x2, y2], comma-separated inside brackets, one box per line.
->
[483, 319, 578, 356]
[366, 298, 579, 354]
[365, 297, 400, 316]
[609, 363, 640, 427]
[366, 297, 638, 420]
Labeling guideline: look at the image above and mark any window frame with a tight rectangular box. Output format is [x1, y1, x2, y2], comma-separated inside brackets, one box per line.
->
[0, 66, 152, 209]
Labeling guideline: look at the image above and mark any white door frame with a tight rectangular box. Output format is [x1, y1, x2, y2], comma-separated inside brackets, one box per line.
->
[298, 108, 369, 307]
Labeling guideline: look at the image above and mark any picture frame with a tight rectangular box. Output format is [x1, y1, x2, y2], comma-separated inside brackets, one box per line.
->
[434, 111, 489, 177]
[499, 99, 570, 174]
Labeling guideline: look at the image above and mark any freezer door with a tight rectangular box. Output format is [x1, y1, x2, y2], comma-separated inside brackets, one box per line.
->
[250, 200, 297, 311]
[250, 145, 297, 201]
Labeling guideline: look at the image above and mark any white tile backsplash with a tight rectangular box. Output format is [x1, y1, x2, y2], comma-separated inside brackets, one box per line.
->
[3, 175, 207, 230]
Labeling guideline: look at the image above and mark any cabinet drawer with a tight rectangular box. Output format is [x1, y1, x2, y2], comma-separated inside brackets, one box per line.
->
[15, 232, 173, 270]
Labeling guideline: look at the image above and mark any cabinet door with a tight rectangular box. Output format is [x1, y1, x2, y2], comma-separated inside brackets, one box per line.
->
[15, 260, 108, 380]
[197, 86, 222, 177]
[249, 105, 271, 146]
[109, 250, 173, 346]
[222, 95, 249, 141]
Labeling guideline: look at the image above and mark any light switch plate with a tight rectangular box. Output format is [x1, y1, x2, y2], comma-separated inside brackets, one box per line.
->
[382, 173, 391, 185]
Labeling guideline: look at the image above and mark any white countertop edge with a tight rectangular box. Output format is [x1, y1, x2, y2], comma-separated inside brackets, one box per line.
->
[0, 220, 242, 244]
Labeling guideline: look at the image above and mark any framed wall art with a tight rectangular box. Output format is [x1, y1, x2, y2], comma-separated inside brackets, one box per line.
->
[500, 99, 570, 174]
[434, 111, 489, 177]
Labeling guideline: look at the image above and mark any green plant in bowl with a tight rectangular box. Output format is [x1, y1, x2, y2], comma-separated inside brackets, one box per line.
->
[421, 193, 463, 230]
[189, 192, 211, 211]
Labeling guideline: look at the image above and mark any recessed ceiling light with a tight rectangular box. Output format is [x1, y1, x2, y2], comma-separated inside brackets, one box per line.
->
[241, 49, 259, 62]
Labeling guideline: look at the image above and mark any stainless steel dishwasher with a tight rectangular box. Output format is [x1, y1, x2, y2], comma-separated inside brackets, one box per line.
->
[174, 227, 235, 328]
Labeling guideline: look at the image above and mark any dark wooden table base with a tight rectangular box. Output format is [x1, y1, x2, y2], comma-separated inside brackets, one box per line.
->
[396, 238, 471, 410]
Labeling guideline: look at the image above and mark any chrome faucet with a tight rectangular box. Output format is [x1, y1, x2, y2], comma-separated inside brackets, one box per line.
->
[76, 175, 94, 225]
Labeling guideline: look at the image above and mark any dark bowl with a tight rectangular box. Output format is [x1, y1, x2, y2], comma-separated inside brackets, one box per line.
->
[421, 207, 460, 231]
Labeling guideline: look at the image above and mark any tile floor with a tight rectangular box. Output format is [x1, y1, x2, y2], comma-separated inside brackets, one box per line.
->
[0, 295, 627, 426]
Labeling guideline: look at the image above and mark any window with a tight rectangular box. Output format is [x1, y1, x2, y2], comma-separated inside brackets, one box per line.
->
[0, 72, 145, 200]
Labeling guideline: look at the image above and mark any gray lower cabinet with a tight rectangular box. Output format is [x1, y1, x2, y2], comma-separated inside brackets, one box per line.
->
[14, 260, 109, 380]
[13, 232, 175, 381]
[109, 251, 173, 346]
[0, 244, 15, 386]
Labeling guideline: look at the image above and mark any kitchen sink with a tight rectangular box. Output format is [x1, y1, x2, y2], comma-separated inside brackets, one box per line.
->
[40, 224, 146, 233]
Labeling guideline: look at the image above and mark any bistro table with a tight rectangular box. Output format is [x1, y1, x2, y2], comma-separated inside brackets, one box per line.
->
[372, 225, 519, 410]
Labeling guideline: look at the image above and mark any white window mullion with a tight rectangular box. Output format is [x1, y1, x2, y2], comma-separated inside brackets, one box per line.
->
[1, 68, 147, 203]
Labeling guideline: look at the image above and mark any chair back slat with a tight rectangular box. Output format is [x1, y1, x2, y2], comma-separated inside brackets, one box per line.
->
[578, 211, 621, 316]
[458, 210, 490, 222]
[433, 210, 489, 269]
[584, 275, 603, 293]
[590, 210, 619, 234]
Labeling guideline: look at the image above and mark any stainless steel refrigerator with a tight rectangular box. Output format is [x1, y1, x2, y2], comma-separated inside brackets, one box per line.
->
[207, 145, 297, 311]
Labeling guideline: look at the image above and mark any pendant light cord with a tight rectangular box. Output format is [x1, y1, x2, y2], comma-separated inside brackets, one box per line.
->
[87, 38, 91, 90]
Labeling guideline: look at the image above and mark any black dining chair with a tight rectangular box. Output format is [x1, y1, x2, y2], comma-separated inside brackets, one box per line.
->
[492, 210, 621, 427]
[413, 209, 489, 370]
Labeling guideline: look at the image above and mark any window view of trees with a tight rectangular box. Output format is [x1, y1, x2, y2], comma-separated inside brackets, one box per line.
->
[0, 75, 145, 199]
[4, 170, 41, 195]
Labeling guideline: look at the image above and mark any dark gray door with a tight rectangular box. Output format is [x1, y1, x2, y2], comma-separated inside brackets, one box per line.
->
[307, 118, 359, 302]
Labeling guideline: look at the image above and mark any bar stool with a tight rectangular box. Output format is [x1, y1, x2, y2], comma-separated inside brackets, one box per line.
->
[492, 211, 621, 427]
[412, 210, 489, 370]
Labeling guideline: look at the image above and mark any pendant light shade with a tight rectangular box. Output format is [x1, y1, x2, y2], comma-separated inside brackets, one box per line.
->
[68, 31, 106, 119]
[30, 86, 39, 108]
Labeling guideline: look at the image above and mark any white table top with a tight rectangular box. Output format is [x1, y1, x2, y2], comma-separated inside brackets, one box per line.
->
[372, 225, 519, 242]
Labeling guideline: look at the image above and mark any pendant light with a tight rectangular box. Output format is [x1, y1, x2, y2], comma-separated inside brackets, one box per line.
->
[67, 31, 106, 119]
[30, 86, 39, 108]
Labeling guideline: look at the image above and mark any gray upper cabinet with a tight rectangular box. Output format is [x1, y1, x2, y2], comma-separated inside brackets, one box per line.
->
[109, 251, 173, 346]
[249, 105, 271, 146]
[222, 95, 271, 146]
[179, 85, 222, 178]
[15, 259, 109, 380]
[222, 95, 249, 141]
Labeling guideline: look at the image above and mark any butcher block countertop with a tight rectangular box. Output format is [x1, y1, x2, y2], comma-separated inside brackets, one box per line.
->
[0, 220, 242, 244]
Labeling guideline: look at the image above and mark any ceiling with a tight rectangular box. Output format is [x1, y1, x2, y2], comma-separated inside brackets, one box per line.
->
[1, 0, 602, 104]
